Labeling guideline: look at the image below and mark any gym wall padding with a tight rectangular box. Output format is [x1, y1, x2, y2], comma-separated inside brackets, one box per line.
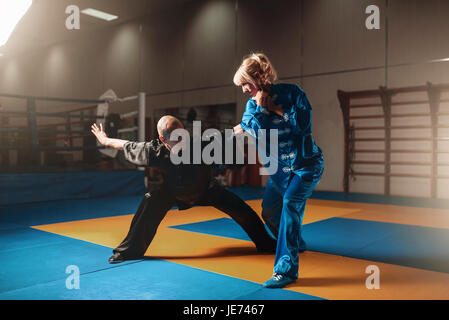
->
[0, 170, 146, 205]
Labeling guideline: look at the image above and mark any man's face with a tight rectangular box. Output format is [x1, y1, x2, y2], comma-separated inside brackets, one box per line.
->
[161, 122, 185, 151]
[165, 135, 183, 150]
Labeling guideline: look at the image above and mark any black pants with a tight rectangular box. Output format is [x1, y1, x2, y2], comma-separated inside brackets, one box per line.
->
[113, 184, 275, 258]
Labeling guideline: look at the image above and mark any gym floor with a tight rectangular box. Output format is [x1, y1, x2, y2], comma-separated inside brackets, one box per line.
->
[1, 186, 448, 300]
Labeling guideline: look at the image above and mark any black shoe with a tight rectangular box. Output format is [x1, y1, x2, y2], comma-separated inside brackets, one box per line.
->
[108, 253, 126, 264]
[108, 253, 142, 264]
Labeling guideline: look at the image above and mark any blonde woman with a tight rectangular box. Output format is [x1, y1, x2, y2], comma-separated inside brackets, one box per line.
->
[233, 53, 324, 288]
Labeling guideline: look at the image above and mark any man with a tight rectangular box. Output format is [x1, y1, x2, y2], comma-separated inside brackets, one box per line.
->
[91, 116, 276, 263]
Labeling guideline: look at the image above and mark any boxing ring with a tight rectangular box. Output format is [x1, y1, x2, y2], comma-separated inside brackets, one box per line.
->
[0, 91, 148, 205]
[0, 90, 146, 168]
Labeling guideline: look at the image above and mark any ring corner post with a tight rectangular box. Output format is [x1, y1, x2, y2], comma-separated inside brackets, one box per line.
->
[138, 92, 146, 143]
[138, 92, 146, 172]
[27, 97, 40, 166]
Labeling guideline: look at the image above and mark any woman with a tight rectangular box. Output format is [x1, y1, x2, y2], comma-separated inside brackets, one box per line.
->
[233, 53, 324, 288]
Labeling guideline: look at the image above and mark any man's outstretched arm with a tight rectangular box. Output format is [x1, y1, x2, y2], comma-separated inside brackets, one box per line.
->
[91, 123, 161, 167]
[91, 123, 129, 150]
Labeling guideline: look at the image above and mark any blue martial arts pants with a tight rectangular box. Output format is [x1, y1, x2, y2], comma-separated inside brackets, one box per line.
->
[261, 170, 323, 279]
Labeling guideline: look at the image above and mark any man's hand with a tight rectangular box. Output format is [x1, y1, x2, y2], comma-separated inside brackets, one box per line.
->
[91, 123, 129, 150]
[91, 123, 108, 146]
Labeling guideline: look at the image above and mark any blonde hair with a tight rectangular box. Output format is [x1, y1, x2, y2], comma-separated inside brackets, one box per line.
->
[233, 53, 277, 89]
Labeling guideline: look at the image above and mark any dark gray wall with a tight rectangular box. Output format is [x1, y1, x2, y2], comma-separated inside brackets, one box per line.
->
[1, 0, 449, 193]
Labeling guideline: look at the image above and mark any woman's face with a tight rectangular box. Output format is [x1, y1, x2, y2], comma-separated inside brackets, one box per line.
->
[241, 82, 259, 97]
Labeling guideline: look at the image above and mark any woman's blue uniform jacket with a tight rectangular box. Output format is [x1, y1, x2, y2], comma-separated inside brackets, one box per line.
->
[240, 83, 324, 190]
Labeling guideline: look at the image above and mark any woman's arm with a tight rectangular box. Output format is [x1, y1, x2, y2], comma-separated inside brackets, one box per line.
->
[289, 86, 312, 135]
[240, 90, 285, 135]
[240, 100, 270, 135]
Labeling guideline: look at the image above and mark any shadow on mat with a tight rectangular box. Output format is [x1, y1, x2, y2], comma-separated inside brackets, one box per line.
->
[141, 245, 274, 260]
[294, 276, 365, 288]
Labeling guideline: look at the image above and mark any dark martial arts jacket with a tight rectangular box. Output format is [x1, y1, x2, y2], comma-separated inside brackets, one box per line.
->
[122, 132, 241, 210]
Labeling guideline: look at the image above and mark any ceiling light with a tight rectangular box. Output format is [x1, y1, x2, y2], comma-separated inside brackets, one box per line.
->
[81, 8, 118, 22]
[0, 0, 33, 47]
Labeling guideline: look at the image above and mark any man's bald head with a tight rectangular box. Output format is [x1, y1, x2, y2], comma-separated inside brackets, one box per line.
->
[157, 115, 184, 142]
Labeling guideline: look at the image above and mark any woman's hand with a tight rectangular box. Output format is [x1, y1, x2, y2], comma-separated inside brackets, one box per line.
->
[91, 123, 108, 146]
[233, 124, 244, 135]
[253, 91, 283, 116]
[252, 90, 270, 107]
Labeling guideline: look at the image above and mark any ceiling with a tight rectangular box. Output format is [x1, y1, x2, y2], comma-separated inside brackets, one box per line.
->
[1, 0, 190, 57]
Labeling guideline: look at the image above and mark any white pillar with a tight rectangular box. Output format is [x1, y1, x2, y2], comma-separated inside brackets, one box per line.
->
[138, 92, 146, 172]
[138, 92, 146, 142]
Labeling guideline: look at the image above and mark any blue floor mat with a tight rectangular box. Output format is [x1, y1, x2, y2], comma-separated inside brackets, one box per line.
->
[0, 228, 137, 294]
[0, 245, 321, 300]
[0, 226, 322, 300]
[0, 170, 146, 206]
[171, 217, 449, 273]
[0, 196, 143, 227]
